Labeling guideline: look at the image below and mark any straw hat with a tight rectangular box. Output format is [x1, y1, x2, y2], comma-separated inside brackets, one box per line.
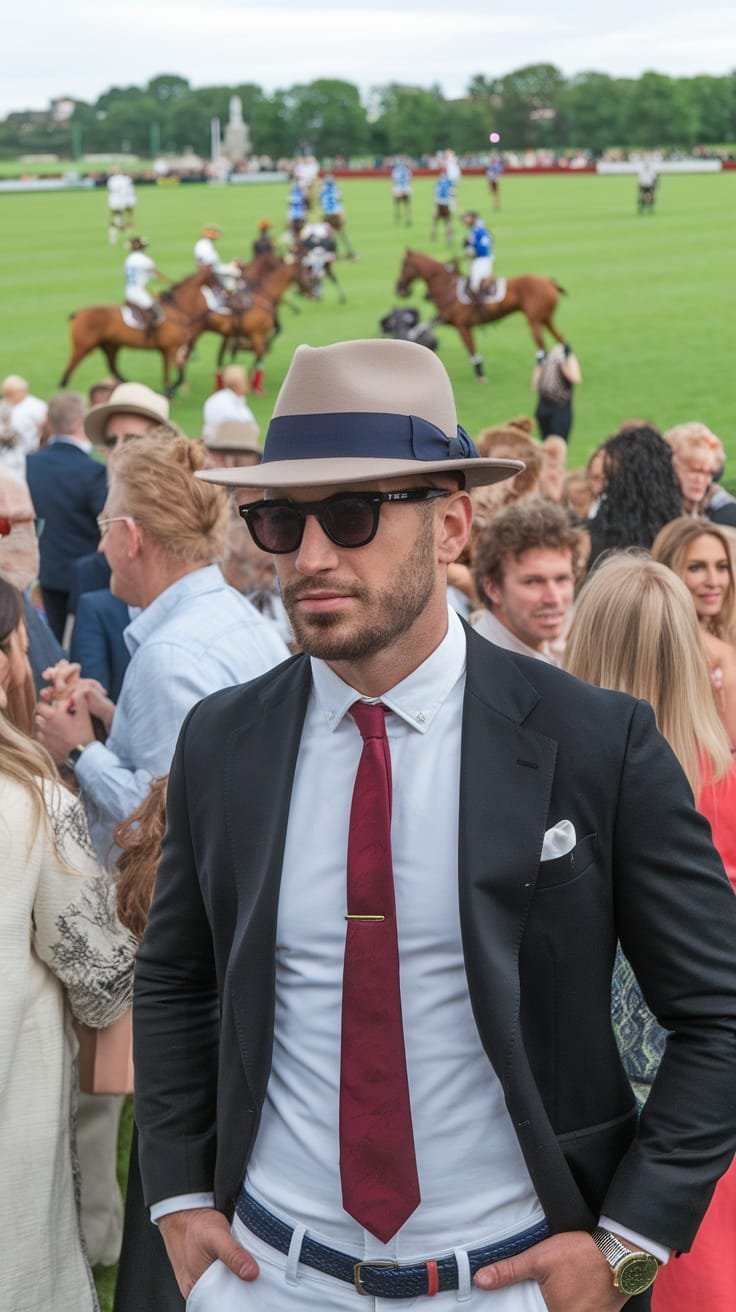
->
[197, 339, 524, 490]
[204, 420, 262, 457]
[84, 382, 179, 444]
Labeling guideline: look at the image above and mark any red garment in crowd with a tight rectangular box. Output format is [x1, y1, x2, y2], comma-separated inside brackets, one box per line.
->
[650, 760, 736, 1310]
[698, 760, 736, 889]
[651, 1161, 736, 1312]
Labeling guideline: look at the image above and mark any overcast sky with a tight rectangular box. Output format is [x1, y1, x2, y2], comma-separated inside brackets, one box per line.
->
[5, 0, 734, 118]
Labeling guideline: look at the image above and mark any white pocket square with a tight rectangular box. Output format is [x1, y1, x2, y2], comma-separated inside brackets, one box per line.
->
[541, 820, 577, 861]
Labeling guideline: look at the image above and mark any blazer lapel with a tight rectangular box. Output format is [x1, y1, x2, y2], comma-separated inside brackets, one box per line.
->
[224, 656, 312, 1096]
[459, 628, 557, 1072]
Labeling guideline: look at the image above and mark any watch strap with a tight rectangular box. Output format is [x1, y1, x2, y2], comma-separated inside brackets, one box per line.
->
[66, 743, 89, 769]
[591, 1227, 634, 1268]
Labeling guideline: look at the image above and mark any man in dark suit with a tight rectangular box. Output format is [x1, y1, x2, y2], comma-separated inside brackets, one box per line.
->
[26, 391, 107, 641]
[134, 340, 736, 1311]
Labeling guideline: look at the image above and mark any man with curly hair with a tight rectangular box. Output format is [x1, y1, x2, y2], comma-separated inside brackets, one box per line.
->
[472, 498, 581, 664]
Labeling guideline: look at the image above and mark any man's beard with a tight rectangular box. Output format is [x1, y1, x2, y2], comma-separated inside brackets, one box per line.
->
[281, 514, 436, 662]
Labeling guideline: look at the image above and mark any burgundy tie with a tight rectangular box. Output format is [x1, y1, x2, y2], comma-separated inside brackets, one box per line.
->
[339, 701, 421, 1241]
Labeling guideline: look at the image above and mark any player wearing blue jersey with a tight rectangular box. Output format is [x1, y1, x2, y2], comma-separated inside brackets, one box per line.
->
[319, 175, 356, 259]
[287, 183, 308, 239]
[462, 211, 495, 305]
[431, 171, 455, 244]
[486, 154, 503, 210]
[391, 157, 413, 226]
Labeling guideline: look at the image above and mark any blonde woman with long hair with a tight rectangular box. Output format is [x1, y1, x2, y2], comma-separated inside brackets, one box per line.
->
[566, 551, 732, 805]
[652, 515, 736, 746]
[566, 551, 736, 1312]
[0, 706, 136, 1311]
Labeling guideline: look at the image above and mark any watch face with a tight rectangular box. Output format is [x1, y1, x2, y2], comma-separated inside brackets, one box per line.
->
[616, 1253, 659, 1295]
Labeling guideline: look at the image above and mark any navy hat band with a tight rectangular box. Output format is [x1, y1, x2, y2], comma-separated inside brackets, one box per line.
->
[263, 412, 480, 464]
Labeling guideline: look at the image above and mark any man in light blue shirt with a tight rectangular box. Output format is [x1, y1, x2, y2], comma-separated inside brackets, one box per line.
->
[37, 434, 289, 865]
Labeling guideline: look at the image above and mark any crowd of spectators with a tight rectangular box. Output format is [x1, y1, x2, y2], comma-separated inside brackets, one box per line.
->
[1, 359, 736, 1310]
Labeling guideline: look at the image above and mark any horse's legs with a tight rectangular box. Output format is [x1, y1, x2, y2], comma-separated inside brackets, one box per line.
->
[341, 227, 356, 259]
[248, 334, 269, 394]
[102, 343, 125, 380]
[545, 316, 566, 347]
[326, 268, 346, 304]
[457, 324, 486, 382]
[527, 321, 546, 351]
[59, 338, 93, 388]
[216, 335, 229, 368]
[162, 347, 186, 399]
[405, 198, 412, 228]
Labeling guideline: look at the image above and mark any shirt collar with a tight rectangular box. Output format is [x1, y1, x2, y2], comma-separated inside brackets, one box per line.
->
[48, 434, 93, 454]
[311, 606, 467, 735]
[473, 609, 554, 664]
[124, 564, 224, 655]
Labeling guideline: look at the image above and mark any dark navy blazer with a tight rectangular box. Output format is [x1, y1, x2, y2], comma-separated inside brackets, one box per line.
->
[69, 588, 131, 702]
[26, 440, 107, 592]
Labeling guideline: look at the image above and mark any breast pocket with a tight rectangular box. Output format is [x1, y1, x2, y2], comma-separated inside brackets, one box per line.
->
[535, 832, 598, 891]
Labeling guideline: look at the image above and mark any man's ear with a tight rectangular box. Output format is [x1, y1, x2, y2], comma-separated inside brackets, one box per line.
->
[127, 520, 144, 558]
[437, 491, 473, 565]
[482, 575, 502, 608]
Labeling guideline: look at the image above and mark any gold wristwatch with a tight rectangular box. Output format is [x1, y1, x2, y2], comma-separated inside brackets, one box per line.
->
[591, 1227, 659, 1295]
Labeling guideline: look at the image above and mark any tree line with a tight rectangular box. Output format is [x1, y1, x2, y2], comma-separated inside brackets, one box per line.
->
[3, 67, 735, 161]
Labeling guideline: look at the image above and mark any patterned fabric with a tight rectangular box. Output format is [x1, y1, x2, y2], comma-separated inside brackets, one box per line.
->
[0, 776, 135, 1311]
[611, 945, 666, 1106]
[537, 346, 573, 407]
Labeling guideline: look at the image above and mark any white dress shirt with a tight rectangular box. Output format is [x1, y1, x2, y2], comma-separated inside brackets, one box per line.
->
[153, 608, 668, 1263]
[246, 607, 543, 1261]
[472, 609, 555, 664]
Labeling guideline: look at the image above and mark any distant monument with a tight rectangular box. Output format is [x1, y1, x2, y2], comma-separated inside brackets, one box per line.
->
[223, 95, 250, 166]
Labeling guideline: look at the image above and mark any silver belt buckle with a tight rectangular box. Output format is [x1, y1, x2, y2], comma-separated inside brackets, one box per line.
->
[353, 1260, 399, 1295]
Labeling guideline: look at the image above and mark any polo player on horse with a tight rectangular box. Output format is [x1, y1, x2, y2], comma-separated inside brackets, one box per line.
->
[123, 236, 170, 334]
[461, 210, 496, 305]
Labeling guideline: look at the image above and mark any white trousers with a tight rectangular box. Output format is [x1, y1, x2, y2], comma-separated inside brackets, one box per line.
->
[469, 257, 493, 290]
[185, 1213, 546, 1311]
[126, 286, 154, 310]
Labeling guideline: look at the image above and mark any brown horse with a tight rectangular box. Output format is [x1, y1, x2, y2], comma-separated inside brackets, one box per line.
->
[395, 249, 567, 380]
[206, 258, 314, 378]
[59, 267, 217, 396]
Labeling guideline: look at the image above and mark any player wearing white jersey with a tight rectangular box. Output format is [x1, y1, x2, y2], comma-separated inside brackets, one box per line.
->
[123, 237, 167, 331]
[193, 225, 240, 310]
[107, 170, 136, 244]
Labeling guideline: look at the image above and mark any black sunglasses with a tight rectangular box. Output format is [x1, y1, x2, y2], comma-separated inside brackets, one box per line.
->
[239, 487, 451, 554]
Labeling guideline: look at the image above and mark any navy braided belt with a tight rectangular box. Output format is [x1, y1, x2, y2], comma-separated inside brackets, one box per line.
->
[236, 1189, 550, 1298]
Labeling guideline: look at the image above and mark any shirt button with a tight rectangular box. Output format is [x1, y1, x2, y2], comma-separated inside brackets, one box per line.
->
[416, 712, 426, 725]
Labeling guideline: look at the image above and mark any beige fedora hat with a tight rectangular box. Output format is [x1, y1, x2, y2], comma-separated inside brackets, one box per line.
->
[197, 339, 524, 490]
[204, 420, 262, 456]
[84, 382, 180, 443]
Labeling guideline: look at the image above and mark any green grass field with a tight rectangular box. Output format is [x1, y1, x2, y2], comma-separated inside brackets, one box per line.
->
[1, 170, 727, 1311]
[1, 172, 734, 466]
